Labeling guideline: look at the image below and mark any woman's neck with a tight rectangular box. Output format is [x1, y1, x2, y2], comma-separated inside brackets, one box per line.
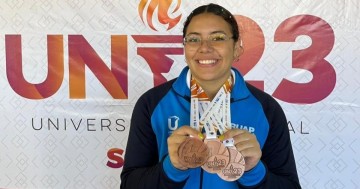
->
[197, 78, 228, 101]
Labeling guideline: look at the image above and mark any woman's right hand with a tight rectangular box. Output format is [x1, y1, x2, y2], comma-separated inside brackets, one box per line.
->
[167, 126, 204, 170]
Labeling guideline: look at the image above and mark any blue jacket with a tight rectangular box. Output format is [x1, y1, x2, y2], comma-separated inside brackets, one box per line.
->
[121, 67, 301, 189]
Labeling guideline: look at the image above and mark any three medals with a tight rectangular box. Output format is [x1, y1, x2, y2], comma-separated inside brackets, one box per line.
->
[177, 76, 245, 181]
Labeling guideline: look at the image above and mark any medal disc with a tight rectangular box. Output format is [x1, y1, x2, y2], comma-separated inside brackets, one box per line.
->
[201, 139, 230, 173]
[218, 147, 245, 181]
[178, 137, 209, 168]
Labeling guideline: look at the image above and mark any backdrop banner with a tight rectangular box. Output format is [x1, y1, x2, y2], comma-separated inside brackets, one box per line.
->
[0, 0, 359, 188]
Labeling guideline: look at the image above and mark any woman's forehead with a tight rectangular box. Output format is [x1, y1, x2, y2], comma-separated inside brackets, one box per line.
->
[186, 13, 232, 34]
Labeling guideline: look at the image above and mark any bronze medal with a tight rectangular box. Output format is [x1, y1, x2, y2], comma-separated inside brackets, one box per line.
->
[218, 147, 245, 181]
[178, 137, 209, 168]
[201, 139, 230, 173]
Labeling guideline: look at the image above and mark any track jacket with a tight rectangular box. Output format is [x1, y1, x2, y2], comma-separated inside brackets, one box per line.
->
[120, 67, 301, 189]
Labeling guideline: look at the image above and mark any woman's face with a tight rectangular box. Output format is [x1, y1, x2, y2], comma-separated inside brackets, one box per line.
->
[184, 13, 240, 84]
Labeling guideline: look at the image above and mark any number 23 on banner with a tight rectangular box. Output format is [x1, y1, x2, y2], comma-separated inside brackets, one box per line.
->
[235, 14, 336, 104]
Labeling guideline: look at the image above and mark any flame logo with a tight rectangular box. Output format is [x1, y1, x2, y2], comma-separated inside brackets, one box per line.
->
[138, 0, 182, 31]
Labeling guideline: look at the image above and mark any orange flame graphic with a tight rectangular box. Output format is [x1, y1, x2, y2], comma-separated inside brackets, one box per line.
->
[138, 0, 182, 31]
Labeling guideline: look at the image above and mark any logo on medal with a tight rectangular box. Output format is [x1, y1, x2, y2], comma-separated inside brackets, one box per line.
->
[178, 137, 209, 168]
[222, 164, 243, 176]
[206, 156, 227, 169]
[184, 153, 205, 164]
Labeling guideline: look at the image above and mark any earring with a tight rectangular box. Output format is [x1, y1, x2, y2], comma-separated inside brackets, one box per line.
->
[233, 54, 239, 62]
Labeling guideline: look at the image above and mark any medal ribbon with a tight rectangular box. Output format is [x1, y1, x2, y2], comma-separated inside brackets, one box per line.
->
[190, 75, 233, 137]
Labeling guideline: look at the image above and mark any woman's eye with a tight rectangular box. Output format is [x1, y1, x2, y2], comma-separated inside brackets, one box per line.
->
[189, 38, 200, 42]
[211, 36, 226, 41]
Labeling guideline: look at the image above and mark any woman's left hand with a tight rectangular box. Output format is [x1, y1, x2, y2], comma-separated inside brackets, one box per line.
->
[221, 129, 262, 171]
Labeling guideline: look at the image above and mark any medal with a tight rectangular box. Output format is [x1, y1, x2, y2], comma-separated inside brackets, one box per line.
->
[201, 137, 229, 174]
[218, 138, 245, 181]
[178, 137, 209, 168]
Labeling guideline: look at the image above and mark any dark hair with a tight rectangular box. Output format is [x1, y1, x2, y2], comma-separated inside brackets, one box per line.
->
[182, 3, 239, 41]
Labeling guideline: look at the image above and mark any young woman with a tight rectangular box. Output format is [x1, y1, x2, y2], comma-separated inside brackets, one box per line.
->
[121, 3, 301, 189]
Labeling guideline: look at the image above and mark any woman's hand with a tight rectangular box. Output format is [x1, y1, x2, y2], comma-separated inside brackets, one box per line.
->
[221, 129, 262, 171]
[167, 126, 204, 170]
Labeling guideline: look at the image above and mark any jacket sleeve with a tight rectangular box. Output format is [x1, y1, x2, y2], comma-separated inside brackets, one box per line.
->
[242, 83, 302, 189]
[120, 88, 187, 189]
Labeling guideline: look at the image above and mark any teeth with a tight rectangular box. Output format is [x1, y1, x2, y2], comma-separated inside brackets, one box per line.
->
[198, 60, 216, 64]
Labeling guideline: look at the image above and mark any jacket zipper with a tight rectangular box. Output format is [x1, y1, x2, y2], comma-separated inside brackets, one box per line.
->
[200, 168, 204, 189]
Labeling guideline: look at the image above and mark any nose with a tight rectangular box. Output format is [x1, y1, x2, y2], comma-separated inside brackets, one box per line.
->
[198, 39, 213, 52]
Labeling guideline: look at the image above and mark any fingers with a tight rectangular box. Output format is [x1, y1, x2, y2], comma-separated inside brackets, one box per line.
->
[234, 134, 261, 157]
[221, 129, 262, 171]
[172, 126, 204, 140]
[167, 126, 204, 170]
[221, 129, 255, 149]
[221, 128, 246, 140]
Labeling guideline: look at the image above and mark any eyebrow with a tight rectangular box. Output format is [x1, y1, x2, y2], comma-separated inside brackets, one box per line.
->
[186, 31, 228, 36]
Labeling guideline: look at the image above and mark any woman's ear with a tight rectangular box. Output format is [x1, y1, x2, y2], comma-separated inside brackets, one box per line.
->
[234, 41, 244, 61]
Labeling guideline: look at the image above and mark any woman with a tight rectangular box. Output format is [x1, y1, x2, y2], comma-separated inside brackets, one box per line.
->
[121, 3, 301, 189]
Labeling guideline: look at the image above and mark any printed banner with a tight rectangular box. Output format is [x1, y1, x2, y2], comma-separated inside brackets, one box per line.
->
[0, 0, 359, 188]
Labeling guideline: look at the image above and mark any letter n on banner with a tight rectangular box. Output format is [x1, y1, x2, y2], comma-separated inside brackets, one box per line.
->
[68, 35, 128, 99]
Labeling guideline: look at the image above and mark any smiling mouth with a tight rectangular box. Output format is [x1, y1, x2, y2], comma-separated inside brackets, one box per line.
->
[198, 59, 217, 65]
